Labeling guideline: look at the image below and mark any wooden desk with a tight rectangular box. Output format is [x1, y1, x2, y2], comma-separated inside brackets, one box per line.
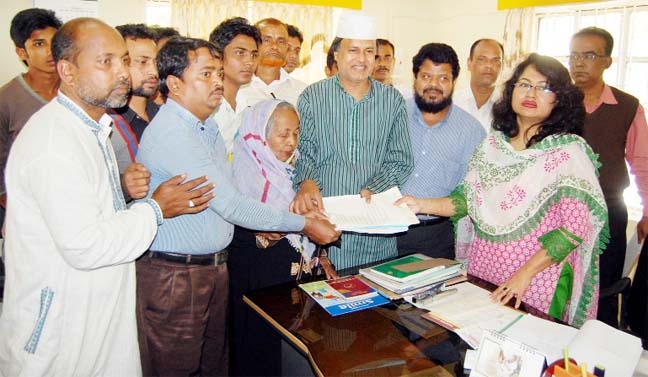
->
[244, 280, 469, 377]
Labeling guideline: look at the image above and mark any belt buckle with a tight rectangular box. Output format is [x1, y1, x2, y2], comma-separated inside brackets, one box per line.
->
[215, 250, 228, 266]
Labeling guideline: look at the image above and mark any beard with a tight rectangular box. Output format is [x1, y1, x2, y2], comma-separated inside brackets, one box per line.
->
[414, 87, 453, 114]
[131, 81, 158, 99]
[77, 78, 131, 109]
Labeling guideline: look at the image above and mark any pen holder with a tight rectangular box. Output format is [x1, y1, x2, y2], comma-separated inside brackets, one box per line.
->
[542, 359, 595, 377]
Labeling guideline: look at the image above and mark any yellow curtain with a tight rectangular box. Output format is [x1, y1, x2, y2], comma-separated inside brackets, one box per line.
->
[502, 7, 535, 77]
[171, 0, 333, 72]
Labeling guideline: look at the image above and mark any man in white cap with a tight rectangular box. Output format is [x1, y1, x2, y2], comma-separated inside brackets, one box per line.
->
[291, 10, 413, 270]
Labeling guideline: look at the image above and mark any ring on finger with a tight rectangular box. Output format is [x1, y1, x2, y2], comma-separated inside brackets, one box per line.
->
[188, 199, 195, 208]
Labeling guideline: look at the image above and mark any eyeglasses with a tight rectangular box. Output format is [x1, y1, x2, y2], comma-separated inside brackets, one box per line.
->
[568, 52, 608, 61]
[513, 82, 554, 95]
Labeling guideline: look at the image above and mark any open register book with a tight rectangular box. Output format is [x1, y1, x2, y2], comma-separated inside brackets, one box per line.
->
[416, 282, 523, 348]
[499, 314, 643, 377]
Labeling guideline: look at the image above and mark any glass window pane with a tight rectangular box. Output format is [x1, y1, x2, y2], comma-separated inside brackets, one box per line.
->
[625, 62, 648, 109]
[580, 11, 621, 55]
[537, 15, 574, 56]
[629, 9, 648, 57]
[604, 62, 618, 88]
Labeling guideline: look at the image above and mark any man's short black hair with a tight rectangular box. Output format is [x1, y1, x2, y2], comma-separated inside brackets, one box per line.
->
[376, 38, 395, 56]
[150, 26, 180, 42]
[157, 37, 219, 97]
[287, 24, 303, 44]
[208, 17, 261, 54]
[412, 43, 460, 80]
[10, 8, 62, 49]
[116, 23, 156, 41]
[468, 38, 504, 59]
[572, 27, 614, 56]
[327, 38, 342, 70]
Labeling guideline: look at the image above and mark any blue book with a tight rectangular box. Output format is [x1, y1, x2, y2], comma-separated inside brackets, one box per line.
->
[299, 278, 390, 316]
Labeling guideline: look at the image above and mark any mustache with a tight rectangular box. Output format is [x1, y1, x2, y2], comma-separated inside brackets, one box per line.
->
[114, 78, 131, 90]
[423, 87, 443, 95]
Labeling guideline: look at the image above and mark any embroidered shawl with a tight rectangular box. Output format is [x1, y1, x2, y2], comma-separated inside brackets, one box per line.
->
[451, 131, 609, 326]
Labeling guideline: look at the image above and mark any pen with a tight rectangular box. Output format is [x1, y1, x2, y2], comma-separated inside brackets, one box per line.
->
[412, 287, 458, 304]
[498, 313, 524, 333]
[581, 362, 587, 377]
[410, 283, 444, 303]
[564, 348, 570, 372]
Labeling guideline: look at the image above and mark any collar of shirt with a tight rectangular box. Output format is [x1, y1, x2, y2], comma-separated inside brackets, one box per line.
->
[111, 100, 159, 124]
[585, 84, 617, 114]
[165, 98, 216, 131]
[408, 98, 453, 131]
[56, 91, 113, 139]
[250, 68, 291, 90]
[333, 75, 376, 102]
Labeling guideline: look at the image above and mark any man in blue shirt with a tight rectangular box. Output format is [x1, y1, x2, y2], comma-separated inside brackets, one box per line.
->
[135, 37, 339, 376]
[398, 43, 486, 259]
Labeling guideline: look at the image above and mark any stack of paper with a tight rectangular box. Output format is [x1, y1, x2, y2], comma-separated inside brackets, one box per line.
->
[359, 254, 462, 294]
[299, 276, 390, 316]
[322, 186, 419, 234]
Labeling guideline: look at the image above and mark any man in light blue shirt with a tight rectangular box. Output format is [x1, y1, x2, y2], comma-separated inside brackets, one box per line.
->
[398, 43, 486, 259]
[135, 37, 339, 376]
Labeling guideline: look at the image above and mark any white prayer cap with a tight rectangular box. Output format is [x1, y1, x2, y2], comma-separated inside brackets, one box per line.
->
[335, 10, 377, 40]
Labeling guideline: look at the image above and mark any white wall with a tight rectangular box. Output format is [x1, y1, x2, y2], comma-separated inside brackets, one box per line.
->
[364, 0, 507, 90]
[0, 0, 147, 84]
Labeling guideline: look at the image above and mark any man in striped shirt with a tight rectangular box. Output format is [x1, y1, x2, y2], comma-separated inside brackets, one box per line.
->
[291, 11, 413, 270]
[398, 43, 485, 259]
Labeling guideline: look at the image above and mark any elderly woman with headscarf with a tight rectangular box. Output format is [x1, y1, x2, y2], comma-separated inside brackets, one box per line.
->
[227, 99, 335, 375]
[398, 54, 608, 327]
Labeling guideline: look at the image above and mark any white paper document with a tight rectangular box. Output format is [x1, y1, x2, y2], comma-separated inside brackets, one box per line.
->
[322, 187, 419, 234]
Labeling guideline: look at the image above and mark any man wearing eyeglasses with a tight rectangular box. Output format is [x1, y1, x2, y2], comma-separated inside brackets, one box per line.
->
[569, 26, 648, 328]
[238, 18, 308, 108]
[455, 38, 504, 131]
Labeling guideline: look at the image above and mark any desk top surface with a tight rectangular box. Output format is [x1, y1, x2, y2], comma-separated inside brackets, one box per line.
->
[243, 277, 493, 377]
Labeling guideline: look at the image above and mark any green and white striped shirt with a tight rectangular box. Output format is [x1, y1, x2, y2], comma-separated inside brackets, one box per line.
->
[295, 76, 413, 270]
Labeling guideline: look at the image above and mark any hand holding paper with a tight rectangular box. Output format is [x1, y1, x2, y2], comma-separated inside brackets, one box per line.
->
[321, 187, 419, 234]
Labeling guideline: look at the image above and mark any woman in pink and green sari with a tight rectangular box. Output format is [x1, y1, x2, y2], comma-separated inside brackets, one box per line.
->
[398, 53, 608, 327]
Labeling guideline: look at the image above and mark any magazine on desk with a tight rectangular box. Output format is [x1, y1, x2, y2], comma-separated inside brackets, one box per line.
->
[298, 276, 390, 317]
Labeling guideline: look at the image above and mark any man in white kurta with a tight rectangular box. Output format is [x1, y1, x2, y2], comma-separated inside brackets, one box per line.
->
[0, 18, 212, 377]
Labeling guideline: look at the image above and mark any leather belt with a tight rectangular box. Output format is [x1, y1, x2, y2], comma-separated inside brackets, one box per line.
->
[147, 250, 228, 266]
[417, 217, 450, 226]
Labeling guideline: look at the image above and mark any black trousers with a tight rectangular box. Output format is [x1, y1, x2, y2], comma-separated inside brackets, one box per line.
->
[397, 218, 455, 259]
[597, 198, 628, 327]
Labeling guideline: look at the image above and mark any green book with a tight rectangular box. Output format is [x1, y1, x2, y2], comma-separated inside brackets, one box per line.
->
[371, 254, 458, 283]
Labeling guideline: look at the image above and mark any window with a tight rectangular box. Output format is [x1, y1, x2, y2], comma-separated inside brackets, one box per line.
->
[146, 0, 171, 27]
[535, 2, 648, 218]
[535, 2, 648, 109]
